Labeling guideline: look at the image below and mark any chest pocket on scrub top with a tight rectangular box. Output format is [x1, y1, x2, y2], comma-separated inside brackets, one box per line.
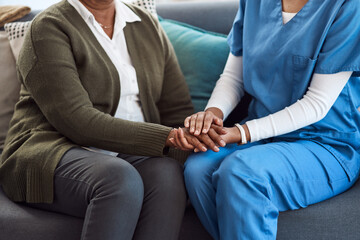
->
[291, 55, 318, 103]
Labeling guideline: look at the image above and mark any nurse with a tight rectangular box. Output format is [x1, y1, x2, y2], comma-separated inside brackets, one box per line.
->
[171, 0, 360, 239]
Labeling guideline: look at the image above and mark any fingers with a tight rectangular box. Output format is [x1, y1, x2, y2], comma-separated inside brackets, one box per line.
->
[208, 128, 226, 147]
[189, 137, 207, 152]
[178, 128, 195, 149]
[202, 113, 213, 134]
[184, 116, 191, 128]
[171, 128, 208, 152]
[180, 118, 228, 152]
[185, 111, 224, 136]
[173, 129, 192, 151]
[197, 134, 219, 152]
[172, 129, 182, 149]
[185, 112, 209, 135]
[194, 113, 205, 135]
[183, 128, 208, 152]
[211, 124, 227, 135]
[189, 114, 198, 134]
[202, 113, 223, 134]
[169, 138, 176, 147]
[213, 116, 223, 126]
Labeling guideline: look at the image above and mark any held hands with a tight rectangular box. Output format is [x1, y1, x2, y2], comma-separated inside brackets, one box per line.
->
[183, 108, 226, 152]
[184, 107, 224, 135]
[167, 125, 226, 152]
[166, 107, 251, 152]
[166, 108, 227, 152]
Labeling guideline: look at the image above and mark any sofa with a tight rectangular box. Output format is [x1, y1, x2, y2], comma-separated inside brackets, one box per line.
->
[1, 1, 360, 240]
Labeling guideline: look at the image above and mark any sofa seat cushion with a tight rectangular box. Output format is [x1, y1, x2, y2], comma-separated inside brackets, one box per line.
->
[0, 186, 83, 240]
[277, 179, 360, 240]
[2, 180, 360, 240]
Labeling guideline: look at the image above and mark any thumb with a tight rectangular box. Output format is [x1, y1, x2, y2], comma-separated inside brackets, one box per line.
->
[213, 117, 223, 127]
[211, 124, 227, 135]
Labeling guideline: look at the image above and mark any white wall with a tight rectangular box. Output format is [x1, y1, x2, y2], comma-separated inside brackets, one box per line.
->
[0, 0, 174, 10]
[0, 0, 61, 10]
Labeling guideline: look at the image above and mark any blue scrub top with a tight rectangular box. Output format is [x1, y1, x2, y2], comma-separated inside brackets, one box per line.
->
[228, 0, 360, 180]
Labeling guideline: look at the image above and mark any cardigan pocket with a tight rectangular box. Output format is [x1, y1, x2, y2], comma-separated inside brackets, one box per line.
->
[292, 55, 318, 103]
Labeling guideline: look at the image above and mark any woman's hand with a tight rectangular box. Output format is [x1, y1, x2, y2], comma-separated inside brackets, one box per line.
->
[167, 128, 208, 152]
[184, 107, 225, 136]
[168, 125, 227, 152]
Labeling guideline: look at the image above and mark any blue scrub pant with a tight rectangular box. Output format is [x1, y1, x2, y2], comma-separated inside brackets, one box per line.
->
[184, 140, 357, 240]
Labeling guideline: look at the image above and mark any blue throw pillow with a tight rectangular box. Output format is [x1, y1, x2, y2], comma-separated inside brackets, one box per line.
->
[159, 18, 230, 112]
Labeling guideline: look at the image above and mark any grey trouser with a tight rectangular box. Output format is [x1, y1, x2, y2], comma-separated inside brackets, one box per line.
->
[26, 148, 187, 240]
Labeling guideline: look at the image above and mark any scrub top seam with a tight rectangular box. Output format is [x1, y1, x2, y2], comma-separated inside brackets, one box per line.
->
[315, 67, 360, 75]
[346, 82, 358, 131]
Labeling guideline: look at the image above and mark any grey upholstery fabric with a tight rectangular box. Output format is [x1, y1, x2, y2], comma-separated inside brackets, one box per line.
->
[0, 187, 82, 240]
[1, 1, 360, 240]
[277, 179, 360, 240]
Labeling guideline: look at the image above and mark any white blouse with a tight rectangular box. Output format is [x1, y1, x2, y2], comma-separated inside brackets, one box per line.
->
[67, 0, 145, 156]
[67, 0, 145, 123]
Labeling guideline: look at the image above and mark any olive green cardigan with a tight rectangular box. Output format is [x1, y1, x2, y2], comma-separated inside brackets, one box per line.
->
[0, 1, 193, 203]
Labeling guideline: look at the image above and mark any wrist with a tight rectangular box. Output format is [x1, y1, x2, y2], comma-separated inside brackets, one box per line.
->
[235, 124, 247, 145]
[242, 124, 251, 142]
[234, 124, 251, 144]
[165, 128, 176, 147]
[222, 127, 241, 144]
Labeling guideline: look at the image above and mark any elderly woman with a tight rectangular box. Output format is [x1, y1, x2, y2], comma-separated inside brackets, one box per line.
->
[0, 0, 223, 239]
[172, 0, 360, 239]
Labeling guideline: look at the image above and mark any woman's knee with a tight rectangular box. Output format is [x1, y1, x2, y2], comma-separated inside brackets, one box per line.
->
[91, 157, 144, 202]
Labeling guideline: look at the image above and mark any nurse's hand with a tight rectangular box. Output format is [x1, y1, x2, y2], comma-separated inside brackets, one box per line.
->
[184, 107, 225, 136]
[221, 125, 250, 144]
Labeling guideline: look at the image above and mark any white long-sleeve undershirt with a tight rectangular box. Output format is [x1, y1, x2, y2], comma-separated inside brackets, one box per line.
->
[205, 53, 352, 142]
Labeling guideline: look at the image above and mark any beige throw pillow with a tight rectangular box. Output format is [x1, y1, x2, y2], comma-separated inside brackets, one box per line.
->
[130, 0, 157, 17]
[4, 21, 32, 60]
[0, 31, 20, 149]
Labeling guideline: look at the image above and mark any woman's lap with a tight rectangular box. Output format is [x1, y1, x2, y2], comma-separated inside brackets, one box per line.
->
[26, 147, 186, 240]
[27, 148, 143, 217]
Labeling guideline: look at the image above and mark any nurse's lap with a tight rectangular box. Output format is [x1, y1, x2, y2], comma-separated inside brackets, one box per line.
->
[215, 140, 350, 210]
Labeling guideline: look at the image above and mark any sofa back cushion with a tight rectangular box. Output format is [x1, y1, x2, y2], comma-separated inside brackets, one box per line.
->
[159, 18, 230, 112]
[157, 1, 238, 35]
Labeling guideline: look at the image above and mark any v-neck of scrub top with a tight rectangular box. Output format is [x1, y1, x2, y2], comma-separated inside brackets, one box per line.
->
[282, 11, 297, 25]
[276, 0, 312, 26]
[266, 0, 332, 44]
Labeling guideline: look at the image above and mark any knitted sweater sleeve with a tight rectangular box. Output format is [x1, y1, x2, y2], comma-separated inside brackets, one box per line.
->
[206, 53, 352, 142]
